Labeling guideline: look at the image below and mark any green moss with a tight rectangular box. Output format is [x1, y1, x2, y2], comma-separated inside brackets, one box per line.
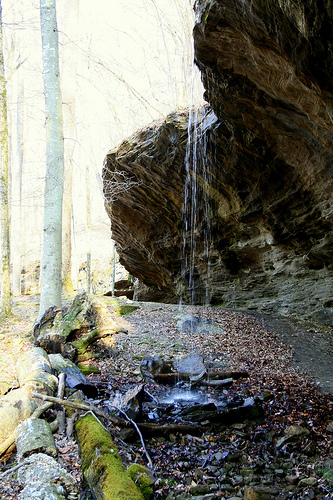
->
[114, 304, 139, 316]
[76, 414, 144, 500]
[77, 363, 100, 375]
[127, 464, 154, 500]
[72, 329, 99, 354]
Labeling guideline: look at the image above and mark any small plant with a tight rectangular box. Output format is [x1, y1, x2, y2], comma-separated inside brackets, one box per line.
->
[316, 460, 333, 485]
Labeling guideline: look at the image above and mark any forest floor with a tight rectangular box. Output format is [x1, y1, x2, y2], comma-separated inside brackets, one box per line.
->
[0, 295, 333, 499]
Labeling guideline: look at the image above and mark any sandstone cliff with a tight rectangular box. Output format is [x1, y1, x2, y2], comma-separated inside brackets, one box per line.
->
[103, 0, 333, 325]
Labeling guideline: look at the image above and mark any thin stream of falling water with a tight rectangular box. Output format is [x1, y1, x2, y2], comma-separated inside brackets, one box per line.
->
[175, 11, 219, 402]
[180, 65, 218, 309]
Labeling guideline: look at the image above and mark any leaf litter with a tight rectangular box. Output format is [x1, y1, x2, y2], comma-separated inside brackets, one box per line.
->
[0, 298, 332, 499]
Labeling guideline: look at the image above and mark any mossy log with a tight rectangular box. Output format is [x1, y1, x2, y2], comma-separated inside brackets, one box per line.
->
[75, 413, 145, 500]
[71, 328, 100, 354]
[93, 296, 129, 334]
[127, 464, 154, 500]
[34, 292, 128, 357]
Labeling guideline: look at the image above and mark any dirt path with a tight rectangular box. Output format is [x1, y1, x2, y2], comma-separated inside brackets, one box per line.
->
[242, 310, 333, 394]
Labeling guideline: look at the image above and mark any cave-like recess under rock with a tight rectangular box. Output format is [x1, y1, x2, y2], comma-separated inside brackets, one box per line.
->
[103, 0, 333, 327]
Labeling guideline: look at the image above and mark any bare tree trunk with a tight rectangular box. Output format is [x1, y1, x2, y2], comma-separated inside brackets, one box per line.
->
[62, 158, 73, 293]
[112, 241, 116, 296]
[86, 164, 91, 294]
[38, 0, 64, 319]
[0, 0, 11, 318]
[11, 80, 24, 297]
[61, 0, 79, 294]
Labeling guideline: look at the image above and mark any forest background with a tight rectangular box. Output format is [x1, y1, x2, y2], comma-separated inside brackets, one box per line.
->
[1, 0, 203, 302]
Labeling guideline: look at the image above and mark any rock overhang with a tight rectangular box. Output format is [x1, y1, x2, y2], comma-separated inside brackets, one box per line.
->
[103, 0, 333, 325]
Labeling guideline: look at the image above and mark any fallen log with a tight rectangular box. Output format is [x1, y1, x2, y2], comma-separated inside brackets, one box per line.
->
[16, 418, 57, 461]
[133, 422, 206, 438]
[49, 353, 97, 398]
[0, 370, 64, 457]
[151, 370, 249, 384]
[200, 377, 233, 388]
[208, 370, 249, 380]
[31, 392, 125, 426]
[0, 388, 38, 455]
[16, 347, 52, 382]
[15, 453, 79, 499]
[16, 347, 58, 396]
[0, 431, 17, 457]
[75, 413, 146, 500]
[182, 399, 264, 425]
[34, 292, 128, 358]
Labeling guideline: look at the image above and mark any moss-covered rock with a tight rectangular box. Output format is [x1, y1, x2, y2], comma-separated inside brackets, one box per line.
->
[75, 414, 145, 500]
[77, 363, 100, 375]
[114, 304, 139, 316]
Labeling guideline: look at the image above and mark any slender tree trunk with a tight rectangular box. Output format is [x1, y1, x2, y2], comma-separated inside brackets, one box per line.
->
[8, 1, 24, 297]
[12, 82, 24, 297]
[0, 0, 11, 318]
[112, 242, 116, 296]
[62, 158, 73, 292]
[86, 164, 91, 294]
[38, 0, 64, 319]
[61, 0, 79, 293]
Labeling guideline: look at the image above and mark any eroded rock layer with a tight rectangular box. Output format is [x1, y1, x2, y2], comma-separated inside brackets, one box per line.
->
[103, 0, 333, 325]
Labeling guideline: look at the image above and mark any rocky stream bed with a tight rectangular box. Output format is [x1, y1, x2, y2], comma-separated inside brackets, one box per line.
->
[0, 297, 332, 500]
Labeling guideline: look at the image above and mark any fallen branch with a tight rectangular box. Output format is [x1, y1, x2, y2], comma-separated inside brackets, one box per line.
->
[0, 455, 34, 479]
[136, 422, 206, 437]
[57, 373, 66, 398]
[56, 372, 66, 434]
[115, 407, 153, 469]
[66, 410, 78, 440]
[31, 392, 207, 437]
[31, 392, 125, 426]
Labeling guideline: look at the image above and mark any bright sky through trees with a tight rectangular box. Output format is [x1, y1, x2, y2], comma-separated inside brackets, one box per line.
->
[1, 0, 204, 286]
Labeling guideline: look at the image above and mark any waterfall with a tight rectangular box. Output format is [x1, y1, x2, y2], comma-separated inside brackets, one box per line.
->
[180, 66, 218, 307]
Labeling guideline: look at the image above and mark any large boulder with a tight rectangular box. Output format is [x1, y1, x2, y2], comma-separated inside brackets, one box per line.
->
[103, 0, 333, 325]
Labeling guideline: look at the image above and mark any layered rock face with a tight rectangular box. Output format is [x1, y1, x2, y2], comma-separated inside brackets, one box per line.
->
[103, 0, 333, 325]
